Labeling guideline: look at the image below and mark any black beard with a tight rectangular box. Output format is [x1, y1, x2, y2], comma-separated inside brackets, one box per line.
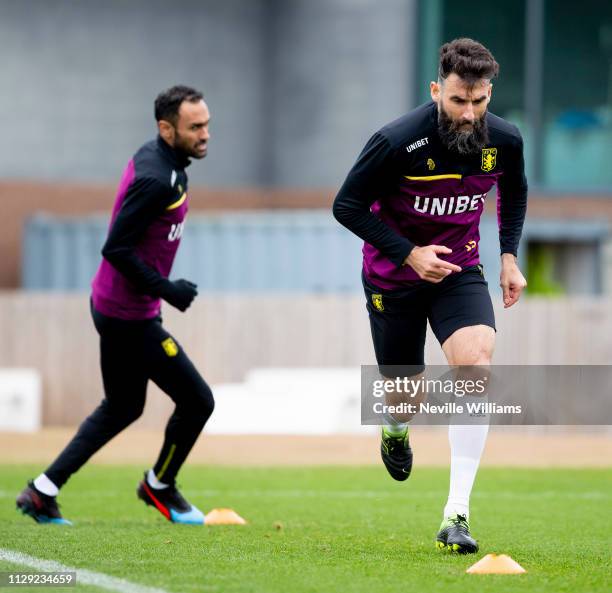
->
[437, 107, 489, 155]
[173, 132, 204, 160]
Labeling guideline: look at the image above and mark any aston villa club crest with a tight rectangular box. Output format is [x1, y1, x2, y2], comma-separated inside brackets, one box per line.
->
[372, 294, 384, 312]
[481, 148, 497, 172]
[161, 337, 179, 357]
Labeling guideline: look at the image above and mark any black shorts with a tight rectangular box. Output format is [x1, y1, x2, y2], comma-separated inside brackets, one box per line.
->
[363, 265, 495, 370]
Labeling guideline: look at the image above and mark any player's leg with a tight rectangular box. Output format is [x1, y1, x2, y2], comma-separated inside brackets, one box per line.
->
[17, 307, 149, 524]
[428, 265, 495, 553]
[436, 325, 493, 553]
[363, 274, 428, 481]
[136, 320, 214, 524]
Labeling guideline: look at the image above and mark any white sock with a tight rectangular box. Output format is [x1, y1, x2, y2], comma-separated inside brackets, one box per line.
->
[444, 423, 489, 519]
[147, 469, 170, 490]
[33, 474, 59, 497]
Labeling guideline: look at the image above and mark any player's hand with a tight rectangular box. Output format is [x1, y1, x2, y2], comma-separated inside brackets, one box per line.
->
[500, 254, 526, 308]
[162, 279, 198, 312]
[404, 245, 462, 283]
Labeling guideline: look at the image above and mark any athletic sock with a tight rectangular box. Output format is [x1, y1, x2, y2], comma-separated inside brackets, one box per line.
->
[33, 474, 59, 497]
[146, 469, 170, 490]
[443, 423, 489, 519]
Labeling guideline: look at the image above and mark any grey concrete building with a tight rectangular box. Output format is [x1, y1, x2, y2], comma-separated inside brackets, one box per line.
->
[0, 0, 417, 187]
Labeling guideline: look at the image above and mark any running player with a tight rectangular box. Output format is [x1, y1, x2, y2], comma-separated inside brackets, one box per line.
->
[333, 39, 528, 553]
[16, 85, 214, 525]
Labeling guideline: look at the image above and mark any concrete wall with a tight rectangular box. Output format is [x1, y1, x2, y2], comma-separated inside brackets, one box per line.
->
[0, 0, 268, 186]
[1, 293, 612, 427]
[0, 0, 417, 187]
[267, 0, 416, 187]
[3, 182, 612, 289]
[0, 181, 334, 287]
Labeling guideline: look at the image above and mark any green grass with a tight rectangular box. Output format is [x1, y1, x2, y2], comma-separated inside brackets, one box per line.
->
[1, 465, 610, 593]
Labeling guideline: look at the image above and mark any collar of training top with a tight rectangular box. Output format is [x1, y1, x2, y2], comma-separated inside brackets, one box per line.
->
[156, 135, 191, 170]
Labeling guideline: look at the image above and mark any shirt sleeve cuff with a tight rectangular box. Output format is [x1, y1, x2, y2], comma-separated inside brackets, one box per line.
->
[389, 240, 416, 268]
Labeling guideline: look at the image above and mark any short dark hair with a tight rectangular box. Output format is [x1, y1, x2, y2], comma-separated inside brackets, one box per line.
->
[154, 85, 204, 125]
[438, 38, 499, 83]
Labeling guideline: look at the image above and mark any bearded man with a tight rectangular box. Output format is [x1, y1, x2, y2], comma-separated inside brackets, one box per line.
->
[333, 38, 528, 553]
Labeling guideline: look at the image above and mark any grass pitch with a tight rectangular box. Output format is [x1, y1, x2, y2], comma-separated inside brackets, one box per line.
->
[1, 465, 610, 593]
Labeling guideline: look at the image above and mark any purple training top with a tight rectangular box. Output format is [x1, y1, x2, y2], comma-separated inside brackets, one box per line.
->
[334, 102, 528, 291]
[364, 173, 500, 288]
[92, 137, 191, 320]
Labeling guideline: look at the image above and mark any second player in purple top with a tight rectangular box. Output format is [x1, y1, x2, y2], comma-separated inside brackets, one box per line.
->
[17, 86, 215, 526]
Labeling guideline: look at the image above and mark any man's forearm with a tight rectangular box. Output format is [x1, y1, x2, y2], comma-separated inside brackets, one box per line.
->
[501, 253, 518, 264]
[102, 247, 170, 297]
[332, 191, 414, 267]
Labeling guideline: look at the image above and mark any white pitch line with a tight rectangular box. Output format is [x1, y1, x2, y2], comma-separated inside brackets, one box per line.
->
[0, 549, 173, 593]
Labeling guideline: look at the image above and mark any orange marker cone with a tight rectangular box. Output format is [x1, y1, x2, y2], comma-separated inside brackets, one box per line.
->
[205, 508, 247, 525]
[466, 553, 526, 574]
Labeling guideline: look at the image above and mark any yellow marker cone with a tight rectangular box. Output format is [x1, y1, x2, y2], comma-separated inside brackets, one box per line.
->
[205, 508, 247, 525]
[466, 553, 527, 574]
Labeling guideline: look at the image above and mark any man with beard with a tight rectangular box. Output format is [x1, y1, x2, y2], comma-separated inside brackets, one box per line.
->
[16, 86, 215, 525]
[333, 39, 527, 552]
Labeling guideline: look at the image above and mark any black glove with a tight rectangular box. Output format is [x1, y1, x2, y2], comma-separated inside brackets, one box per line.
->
[160, 279, 198, 312]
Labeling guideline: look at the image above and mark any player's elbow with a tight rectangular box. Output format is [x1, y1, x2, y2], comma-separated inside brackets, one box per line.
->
[101, 243, 115, 261]
[101, 243, 126, 266]
[332, 194, 351, 225]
